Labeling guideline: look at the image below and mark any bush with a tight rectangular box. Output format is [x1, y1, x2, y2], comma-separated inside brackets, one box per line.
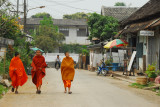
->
[60, 44, 89, 55]
[145, 63, 157, 78]
[0, 60, 10, 75]
[105, 58, 113, 66]
[0, 85, 8, 99]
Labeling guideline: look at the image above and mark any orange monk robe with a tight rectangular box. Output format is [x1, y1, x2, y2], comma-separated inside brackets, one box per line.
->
[9, 57, 28, 88]
[31, 55, 47, 87]
[61, 57, 75, 88]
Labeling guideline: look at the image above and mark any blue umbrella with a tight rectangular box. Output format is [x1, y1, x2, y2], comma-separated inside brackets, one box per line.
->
[30, 47, 44, 53]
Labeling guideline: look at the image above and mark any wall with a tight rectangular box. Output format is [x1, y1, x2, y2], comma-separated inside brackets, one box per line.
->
[43, 53, 79, 63]
[147, 27, 160, 69]
[64, 27, 90, 45]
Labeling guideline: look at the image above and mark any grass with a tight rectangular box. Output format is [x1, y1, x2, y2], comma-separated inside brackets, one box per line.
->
[156, 91, 160, 96]
[129, 82, 154, 89]
[130, 83, 160, 96]
[0, 84, 8, 99]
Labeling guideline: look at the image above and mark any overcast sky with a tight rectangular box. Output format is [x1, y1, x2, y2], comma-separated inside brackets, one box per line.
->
[9, 0, 150, 18]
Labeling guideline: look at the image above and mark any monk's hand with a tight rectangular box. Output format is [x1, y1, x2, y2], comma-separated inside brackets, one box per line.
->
[14, 68, 17, 71]
[33, 68, 36, 71]
[39, 68, 42, 71]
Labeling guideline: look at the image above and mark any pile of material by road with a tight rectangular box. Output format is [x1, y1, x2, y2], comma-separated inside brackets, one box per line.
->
[0, 74, 11, 87]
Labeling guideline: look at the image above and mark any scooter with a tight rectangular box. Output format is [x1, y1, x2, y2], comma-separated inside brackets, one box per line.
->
[96, 61, 109, 76]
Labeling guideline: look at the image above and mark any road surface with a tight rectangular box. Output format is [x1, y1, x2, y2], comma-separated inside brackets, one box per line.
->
[0, 68, 159, 107]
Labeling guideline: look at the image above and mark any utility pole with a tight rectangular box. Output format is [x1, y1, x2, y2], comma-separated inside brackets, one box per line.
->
[17, 0, 19, 16]
[24, 0, 27, 33]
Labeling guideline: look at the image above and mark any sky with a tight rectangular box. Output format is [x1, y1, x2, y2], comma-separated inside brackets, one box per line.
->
[9, 0, 150, 19]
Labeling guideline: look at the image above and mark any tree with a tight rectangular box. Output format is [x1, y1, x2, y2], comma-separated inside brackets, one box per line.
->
[63, 12, 91, 19]
[114, 2, 126, 6]
[35, 36, 55, 52]
[31, 12, 51, 18]
[34, 16, 65, 52]
[60, 44, 89, 55]
[87, 13, 119, 41]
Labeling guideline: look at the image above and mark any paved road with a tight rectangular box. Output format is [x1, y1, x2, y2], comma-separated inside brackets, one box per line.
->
[0, 68, 159, 107]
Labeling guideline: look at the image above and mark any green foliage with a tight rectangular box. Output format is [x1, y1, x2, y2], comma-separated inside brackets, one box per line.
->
[129, 83, 154, 89]
[145, 63, 157, 78]
[63, 12, 91, 19]
[105, 58, 113, 66]
[34, 16, 65, 53]
[0, 3, 33, 73]
[31, 12, 51, 18]
[0, 60, 10, 74]
[87, 13, 119, 41]
[35, 36, 55, 53]
[114, 2, 126, 6]
[61, 44, 89, 55]
[0, 85, 8, 99]
[156, 90, 160, 96]
[0, 15, 23, 39]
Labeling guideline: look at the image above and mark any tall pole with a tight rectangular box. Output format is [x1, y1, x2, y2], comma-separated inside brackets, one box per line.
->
[24, 0, 27, 33]
[17, 0, 19, 16]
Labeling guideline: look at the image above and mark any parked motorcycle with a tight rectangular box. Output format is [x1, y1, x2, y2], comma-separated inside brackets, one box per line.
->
[96, 61, 109, 76]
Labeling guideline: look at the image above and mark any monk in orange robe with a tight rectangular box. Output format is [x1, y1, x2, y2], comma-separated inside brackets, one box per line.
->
[61, 52, 75, 94]
[9, 52, 28, 94]
[31, 50, 47, 94]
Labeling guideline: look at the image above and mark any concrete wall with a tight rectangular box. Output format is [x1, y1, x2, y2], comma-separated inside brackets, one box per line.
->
[43, 53, 79, 63]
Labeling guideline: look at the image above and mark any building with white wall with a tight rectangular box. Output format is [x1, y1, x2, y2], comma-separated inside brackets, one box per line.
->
[21, 18, 90, 45]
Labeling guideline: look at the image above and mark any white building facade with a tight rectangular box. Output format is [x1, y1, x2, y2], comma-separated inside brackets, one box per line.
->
[23, 18, 90, 45]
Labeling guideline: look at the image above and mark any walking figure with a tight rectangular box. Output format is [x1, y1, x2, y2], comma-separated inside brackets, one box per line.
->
[9, 52, 28, 94]
[31, 50, 47, 94]
[61, 52, 75, 94]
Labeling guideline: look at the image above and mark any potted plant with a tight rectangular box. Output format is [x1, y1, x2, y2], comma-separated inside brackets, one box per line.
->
[145, 64, 157, 82]
[105, 58, 113, 66]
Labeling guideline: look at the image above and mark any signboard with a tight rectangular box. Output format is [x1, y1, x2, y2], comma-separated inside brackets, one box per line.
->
[127, 51, 137, 71]
[139, 30, 154, 36]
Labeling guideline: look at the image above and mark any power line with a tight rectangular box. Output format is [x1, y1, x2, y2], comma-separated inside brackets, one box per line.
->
[45, 0, 100, 13]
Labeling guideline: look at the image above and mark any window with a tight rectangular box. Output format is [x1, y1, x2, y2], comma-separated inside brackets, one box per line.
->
[59, 28, 69, 36]
[77, 28, 87, 37]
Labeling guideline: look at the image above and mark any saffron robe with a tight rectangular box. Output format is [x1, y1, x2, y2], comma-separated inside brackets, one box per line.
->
[61, 57, 75, 81]
[63, 80, 71, 88]
[31, 55, 47, 87]
[9, 57, 28, 88]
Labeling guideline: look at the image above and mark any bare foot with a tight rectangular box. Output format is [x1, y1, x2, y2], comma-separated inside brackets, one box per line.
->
[15, 91, 18, 94]
[68, 91, 72, 94]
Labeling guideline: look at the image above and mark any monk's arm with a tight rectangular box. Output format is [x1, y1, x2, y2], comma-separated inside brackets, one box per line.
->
[31, 58, 36, 71]
[9, 60, 15, 72]
[9, 60, 16, 77]
[41, 57, 47, 68]
[61, 59, 64, 72]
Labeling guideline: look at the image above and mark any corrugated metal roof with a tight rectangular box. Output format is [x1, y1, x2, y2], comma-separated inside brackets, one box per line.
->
[122, 18, 160, 33]
[101, 6, 138, 21]
[121, 0, 160, 25]
[19, 18, 87, 26]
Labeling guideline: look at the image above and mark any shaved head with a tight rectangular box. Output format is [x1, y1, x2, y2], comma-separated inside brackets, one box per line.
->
[36, 50, 41, 56]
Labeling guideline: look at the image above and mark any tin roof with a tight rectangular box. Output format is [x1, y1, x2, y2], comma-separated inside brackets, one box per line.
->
[101, 6, 138, 21]
[121, 0, 160, 25]
[19, 18, 87, 26]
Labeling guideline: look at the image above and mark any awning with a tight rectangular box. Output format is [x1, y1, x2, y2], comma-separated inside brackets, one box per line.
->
[88, 43, 101, 49]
